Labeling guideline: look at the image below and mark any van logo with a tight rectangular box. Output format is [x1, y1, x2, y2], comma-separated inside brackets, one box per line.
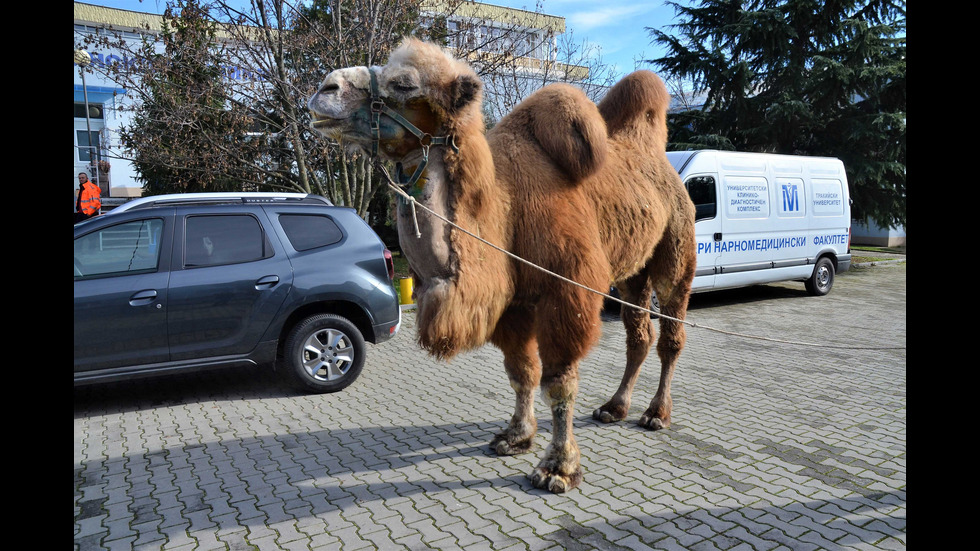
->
[781, 184, 800, 212]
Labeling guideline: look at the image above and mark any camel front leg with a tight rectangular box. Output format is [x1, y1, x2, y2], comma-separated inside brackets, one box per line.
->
[530, 365, 582, 493]
[490, 308, 540, 455]
[490, 348, 540, 455]
[529, 272, 603, 492]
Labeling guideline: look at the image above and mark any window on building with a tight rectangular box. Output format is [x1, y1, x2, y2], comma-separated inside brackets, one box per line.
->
[75, 102, 105, 163]
[74, 102, 104, 120]
[76, 130, 101, 163]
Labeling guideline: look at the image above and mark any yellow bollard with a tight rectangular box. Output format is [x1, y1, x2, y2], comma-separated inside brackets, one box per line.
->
[398, 277, 414, 305]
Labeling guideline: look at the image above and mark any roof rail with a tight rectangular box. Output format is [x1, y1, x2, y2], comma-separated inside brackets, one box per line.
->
[109, 192, 333, 214]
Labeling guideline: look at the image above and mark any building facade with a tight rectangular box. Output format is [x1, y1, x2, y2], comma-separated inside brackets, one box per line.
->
[74, 4, 162, 203]
[73, 1, 575, 204]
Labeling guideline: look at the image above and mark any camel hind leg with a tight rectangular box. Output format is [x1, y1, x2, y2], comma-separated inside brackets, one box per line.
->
[637, 287, 689, 429]
[593, 272, 656, 423]
[638, 221, 696, 430]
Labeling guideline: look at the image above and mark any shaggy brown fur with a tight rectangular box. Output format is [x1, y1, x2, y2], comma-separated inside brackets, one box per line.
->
[309, 39, 696, 493]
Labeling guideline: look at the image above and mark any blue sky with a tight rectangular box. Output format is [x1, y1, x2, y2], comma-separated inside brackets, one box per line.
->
[490, 0, 680, 79]
[80, 0, 680, 79]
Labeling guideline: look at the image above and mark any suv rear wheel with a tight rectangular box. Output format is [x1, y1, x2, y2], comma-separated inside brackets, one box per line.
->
[282, 314, 366, 393]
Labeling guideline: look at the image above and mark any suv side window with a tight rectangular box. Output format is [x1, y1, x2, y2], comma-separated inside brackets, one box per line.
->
[74, 218, 163, 278]
[279, 214, 344, 251]
[184, 214, 272, 267]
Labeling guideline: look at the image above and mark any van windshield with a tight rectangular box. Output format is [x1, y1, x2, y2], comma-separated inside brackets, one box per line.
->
[666, 151, 696, 173]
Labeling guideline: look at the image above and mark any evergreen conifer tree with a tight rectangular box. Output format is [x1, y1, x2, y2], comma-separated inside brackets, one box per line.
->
[651, 0, 906, 228]
[123, 0, 259, 194]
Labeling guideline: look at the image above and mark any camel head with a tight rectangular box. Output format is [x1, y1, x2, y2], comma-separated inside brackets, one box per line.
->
[311, 40, 505, 361]
[308, 39, 484, 163]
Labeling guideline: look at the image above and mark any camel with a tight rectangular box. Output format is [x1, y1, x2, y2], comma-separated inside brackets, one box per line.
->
[308, 39, 696, 493]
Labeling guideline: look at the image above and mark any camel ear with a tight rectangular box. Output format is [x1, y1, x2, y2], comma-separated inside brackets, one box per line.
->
[447, 74, 481, 114]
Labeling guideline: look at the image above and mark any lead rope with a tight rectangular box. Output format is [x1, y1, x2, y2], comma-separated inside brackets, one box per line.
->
[380, 165, 905, 352]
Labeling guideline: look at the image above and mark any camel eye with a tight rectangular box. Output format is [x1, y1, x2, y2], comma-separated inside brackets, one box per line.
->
[393, 82, 417, 93]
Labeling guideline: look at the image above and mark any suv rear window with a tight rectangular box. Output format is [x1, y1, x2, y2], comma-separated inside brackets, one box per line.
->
[279, 214, 344, 251]
[184, 214, 272, 267]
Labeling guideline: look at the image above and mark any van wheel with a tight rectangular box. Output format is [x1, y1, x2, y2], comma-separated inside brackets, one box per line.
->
[281, 314, 365, 393]
[805, 257, 835, 296]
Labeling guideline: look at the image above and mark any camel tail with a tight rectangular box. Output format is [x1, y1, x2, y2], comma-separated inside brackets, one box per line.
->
[598, 70, 670, 151]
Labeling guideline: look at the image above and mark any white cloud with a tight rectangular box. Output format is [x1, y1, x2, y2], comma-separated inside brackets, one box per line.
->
[565, 4, 657, 32]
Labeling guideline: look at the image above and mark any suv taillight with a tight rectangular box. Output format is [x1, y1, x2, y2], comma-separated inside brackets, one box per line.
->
[383, 249, 395, 281]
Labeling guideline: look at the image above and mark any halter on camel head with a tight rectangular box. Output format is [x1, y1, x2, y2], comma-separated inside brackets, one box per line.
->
[368, 68, 459, 193]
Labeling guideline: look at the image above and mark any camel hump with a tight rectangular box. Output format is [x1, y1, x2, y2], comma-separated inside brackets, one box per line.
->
[516, 83, 608, 182]
[598, 70, 670, 151]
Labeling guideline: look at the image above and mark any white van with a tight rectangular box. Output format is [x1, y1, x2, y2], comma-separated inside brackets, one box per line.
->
[667, 150, 852, 296]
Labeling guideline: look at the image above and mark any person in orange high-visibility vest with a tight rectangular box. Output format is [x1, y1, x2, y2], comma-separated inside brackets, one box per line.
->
[75, 172, 101, 222]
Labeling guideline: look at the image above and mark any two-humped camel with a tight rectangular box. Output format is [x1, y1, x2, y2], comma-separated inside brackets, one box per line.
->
[309, 39, 696, 493]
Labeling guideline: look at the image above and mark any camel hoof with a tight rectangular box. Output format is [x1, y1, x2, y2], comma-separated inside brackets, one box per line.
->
[490, 433, 534, 455]
[638, 413, 670, 431]
[530, 467, 582, 493]
[592, 407, 626, 423]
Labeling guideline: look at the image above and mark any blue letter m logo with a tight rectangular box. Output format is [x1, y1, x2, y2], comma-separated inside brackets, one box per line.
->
[781, 184, 799, 212]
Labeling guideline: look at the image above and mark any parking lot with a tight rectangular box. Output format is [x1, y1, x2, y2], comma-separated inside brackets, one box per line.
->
[75, 261, 906, 550]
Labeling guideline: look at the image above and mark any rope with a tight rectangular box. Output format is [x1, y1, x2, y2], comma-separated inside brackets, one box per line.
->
[381, 166, 905, 352]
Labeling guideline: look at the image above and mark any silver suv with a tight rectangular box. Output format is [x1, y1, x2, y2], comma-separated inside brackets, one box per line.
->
[74, 193, 400, 393]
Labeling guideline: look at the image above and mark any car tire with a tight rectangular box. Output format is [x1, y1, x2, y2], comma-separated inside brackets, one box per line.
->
[805, 257, 835, 296]
[282, 313, 366, 393]
[649, 290, 661, 316]
[604, 287, 661, 316]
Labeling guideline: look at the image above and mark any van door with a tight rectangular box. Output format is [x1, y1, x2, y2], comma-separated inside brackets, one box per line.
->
[771, 175, 809, 269]
[685, 174, 720, 290]
[716, 173, 774, 286]
[809, 172, 850, 256]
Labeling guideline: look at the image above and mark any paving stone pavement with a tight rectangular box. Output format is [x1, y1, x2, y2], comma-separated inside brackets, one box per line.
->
[74, 262, 906, 550]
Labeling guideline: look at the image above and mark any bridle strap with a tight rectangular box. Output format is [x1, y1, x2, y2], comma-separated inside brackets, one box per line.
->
[368, 69, 458, 192]
[369, 70, 383, 157]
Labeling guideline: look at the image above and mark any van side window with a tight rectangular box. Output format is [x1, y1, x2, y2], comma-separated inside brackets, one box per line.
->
[685, 176, 717, 222]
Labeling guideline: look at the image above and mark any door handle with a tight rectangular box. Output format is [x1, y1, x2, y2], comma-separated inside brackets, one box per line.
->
[129, 289, 158, 306]
[255, 275, 280, 290]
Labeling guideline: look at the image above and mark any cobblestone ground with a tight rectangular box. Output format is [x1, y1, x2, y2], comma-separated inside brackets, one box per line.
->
[74, 262, 906, 550]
